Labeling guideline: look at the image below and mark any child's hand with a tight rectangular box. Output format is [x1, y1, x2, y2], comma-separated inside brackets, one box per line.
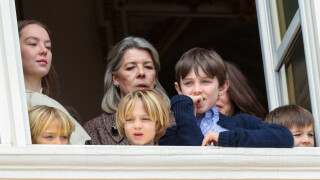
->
[186, 95, 203, 115]
[202, 131, 219, 146]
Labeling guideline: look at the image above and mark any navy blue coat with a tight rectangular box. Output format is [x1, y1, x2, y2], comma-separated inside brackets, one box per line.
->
[159, 95, 294, 148]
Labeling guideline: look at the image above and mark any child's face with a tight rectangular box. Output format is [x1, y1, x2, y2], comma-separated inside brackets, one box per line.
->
[175, 68, 226, 114]
[216, 92, 234, 116]
[124, 100, 156, 145]
[290, 125, 314, 147]
[35, 119, 69, 145]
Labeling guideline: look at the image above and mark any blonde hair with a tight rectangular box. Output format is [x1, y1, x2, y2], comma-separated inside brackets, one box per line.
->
[28, 105, 75, 144]
[116, 90, 169, 144]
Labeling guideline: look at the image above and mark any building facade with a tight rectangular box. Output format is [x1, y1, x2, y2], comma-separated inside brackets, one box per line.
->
[1, 0, 320, 179]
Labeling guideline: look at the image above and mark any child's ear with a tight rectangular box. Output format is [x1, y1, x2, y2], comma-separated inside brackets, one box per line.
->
[218, 80, 229, 96]
[174, 82, 183, 95]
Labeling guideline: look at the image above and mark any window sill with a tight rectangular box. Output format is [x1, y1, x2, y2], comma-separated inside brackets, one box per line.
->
[0, 146, 319, 179]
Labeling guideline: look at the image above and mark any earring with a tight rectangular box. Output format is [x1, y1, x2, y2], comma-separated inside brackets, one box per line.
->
[115, 84, 119, 88]
[219, 90, 226, 96]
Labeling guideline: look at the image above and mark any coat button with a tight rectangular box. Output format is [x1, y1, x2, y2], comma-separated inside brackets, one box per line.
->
[111, 125, 118, 136]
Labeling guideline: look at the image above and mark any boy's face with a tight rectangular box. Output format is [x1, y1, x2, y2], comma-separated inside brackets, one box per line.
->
[175, 68, 227, 114]
[35, 119, 69, 145]
[290, 125, 314, 147]
[124, 100, 156, 145]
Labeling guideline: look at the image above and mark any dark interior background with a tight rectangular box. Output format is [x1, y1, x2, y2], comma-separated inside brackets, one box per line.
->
[15, 0, 268, 124]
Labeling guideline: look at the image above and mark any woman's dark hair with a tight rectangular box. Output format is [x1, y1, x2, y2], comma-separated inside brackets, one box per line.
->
[226, 61, 267, 118]
[18, 20, 59, 98]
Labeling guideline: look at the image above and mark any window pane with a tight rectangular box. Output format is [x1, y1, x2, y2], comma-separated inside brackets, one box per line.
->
[285, 34, 311, 112]
[276, 0, 298, 38]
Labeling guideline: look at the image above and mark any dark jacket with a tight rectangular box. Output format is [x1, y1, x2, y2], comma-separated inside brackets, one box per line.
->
[159, 95, 294, 148]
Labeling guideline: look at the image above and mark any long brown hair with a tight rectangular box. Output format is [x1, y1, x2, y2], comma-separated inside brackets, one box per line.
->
[225, 61, 267, 118]
[18, 19, 59, 98]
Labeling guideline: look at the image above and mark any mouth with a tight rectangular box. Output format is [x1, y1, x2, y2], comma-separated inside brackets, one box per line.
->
[134, 132, 143, 138]
[136, 84, 148, 89]
[36, 59, 47, 65]
[216, 105, 222, 110]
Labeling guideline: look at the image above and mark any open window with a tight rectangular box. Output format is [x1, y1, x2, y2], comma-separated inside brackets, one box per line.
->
[257, 0, 320, 145]
[1, 0, 320, 179]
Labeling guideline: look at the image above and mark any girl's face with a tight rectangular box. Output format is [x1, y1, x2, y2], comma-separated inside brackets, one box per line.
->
[216, 92, 235, 116]
[19, 24, 52, 80]
[124, 100, 156, 145]
[112, 48, 156, 98]
[35, 119, 69, 145]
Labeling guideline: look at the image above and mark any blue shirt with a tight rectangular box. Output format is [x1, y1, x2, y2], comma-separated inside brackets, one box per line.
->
[196, 106, 229, 136]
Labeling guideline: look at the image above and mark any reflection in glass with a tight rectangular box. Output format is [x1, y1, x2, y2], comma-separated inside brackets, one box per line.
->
[276, 0, 298, 38]
[285, 33, 311, 112]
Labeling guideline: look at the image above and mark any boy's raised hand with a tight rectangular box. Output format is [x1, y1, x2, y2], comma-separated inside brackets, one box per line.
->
[202, 131, 219, 146]
[186, 95, 203, 116]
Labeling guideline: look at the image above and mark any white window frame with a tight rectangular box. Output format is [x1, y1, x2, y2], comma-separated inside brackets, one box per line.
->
[256, 0, 320, 146]
[1, 0, 320, 179]
[0, 0, 31, 146]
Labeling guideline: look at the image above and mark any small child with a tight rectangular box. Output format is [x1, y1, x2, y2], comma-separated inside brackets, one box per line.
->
[159, 47, 293, 147]
[265, 105, 314, 147]
[28, 105, 75, 144]
[116, 90, 169, 145]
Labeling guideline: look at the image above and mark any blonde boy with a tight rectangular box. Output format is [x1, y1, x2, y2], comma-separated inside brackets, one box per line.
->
[116, 90, 169, 145]
[265, 105, 314, 147]
[29, 105, 75, 144]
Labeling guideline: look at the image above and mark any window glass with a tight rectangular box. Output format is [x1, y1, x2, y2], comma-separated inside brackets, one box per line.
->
[284, 33, 311, 112]
[276, 0, 299, 38]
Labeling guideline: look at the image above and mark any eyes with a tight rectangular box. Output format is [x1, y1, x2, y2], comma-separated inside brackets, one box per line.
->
[124, 64, 154, 71]
[125, 117, 151, 122]
[293, 132, 314, 137]
[27, 41, 51, 51]
[183, 79, 211, 86]
[44, 135, 69, 140]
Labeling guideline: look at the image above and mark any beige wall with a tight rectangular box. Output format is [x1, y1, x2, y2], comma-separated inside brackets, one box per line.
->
[20, 0, 105, 124]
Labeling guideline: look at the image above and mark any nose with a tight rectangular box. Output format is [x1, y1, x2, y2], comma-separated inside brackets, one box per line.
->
[301, 135, 311, 144]
[137, 65, 145, 78]
[53, 138, 63, 145]
[193, 83, 203, 95]
[134, 120, 142, 129]
[39, 44, 48, 56]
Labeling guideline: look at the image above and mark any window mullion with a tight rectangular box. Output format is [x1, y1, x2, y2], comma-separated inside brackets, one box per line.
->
[275, 10, 301, 71]
[256, 0, 281, 111]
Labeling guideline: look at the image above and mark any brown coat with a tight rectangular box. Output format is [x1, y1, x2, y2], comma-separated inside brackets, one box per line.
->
[83, 113, 130, 145]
